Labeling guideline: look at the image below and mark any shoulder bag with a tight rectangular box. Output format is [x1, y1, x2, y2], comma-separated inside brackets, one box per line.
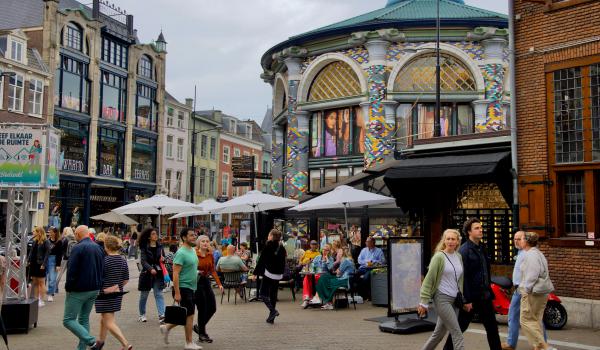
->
[164, 302, 187, 326]
[442, 252, 467, 309]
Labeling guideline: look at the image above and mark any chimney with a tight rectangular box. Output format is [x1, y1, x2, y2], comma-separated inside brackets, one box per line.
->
[185, 98, 193, 108]
[126, 14, 134, 36]
[92, 0, 100, 19]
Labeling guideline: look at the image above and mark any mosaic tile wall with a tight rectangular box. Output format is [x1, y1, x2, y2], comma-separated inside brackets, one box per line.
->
[270, 136, 283, 196]
[342, 46, 370, 64]
[478, 63, 506, 132]
[284, 79, 309, 199]
[365, 65, 394, 169]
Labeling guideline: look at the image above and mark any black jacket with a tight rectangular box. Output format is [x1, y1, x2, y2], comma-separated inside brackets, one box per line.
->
[255, 240, 286, 276]
[28, 239, 51, 267]
[65, 238, 105, 292]
[459, 239, 494, 303]
[138, 244, 165, 291]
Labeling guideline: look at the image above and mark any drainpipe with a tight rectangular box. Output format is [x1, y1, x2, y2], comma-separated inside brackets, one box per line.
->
[509, 0, 519, 231]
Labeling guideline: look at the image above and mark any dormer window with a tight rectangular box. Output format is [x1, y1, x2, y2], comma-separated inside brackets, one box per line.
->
[64, 23, 82, 51]
[245, 124, 252, 139]
[138, 55, 152, 79]
[10, 39, 23, 62]
[229, 119, 236, 133]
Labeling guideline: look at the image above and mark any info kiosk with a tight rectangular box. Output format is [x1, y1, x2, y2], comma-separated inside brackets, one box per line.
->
[379, 237, 436, 334]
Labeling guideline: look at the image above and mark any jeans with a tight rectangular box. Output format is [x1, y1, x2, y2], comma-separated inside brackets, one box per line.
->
[507, 289, 547, 348]
[423, 293, 464, 350]
[195, 275, 216, 335]
[444, 297, 501, 350]
[63, 290, 98, 350]
[46, 255, 58, 295]
[139, 276, 165, 317]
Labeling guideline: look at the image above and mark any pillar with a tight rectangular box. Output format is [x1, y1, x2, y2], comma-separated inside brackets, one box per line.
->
[477, 37, 508, 132]
[270, 125, 284, 196]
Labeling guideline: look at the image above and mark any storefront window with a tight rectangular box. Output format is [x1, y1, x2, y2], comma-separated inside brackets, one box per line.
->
[131, 135, 156, 182]
[411, 103, 474, 140]
[54, 117, 88, 174]
[310, 107, 364, 157]
[100, 71, 126, 122]
[55, 56, 90, 114]
[135, 84, 158, 131]
[97, 128, 124, 178]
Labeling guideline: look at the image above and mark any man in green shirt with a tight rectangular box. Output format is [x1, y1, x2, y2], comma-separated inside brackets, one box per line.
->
[217, 245, 249, 272]
[160, 228, 201, 350]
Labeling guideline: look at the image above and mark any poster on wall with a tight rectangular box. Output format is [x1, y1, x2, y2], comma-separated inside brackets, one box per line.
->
[46, 128, 61, 189]
[387, 237, 424, 316]
[239, 220, 251, 243]
[0, 126, 46, 187]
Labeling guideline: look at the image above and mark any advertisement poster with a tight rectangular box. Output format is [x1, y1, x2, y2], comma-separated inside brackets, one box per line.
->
[0, 127, 45, 187]
[389, 238, 423, 315]
[239, 220, 251, 243]
[46, 129, 60, 188]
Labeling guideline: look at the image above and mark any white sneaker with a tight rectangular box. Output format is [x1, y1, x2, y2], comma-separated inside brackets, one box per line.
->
[38, 300, 45, 307]
[301, 300, 309, 308]
[47, 295, 54, 302]
[321, 303, 334, 310]
[138, 315, 147, 322]
[159, 324, 170, 344]
[310, 296, 321, 304]
[184, 342, 202, 350]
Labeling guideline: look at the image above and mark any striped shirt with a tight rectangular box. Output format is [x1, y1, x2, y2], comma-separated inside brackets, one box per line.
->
[102, 254, 129, 291]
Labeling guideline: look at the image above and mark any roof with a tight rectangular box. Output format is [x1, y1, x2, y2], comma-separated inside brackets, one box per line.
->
[27, 48, 49, 73]
[260, 108, 273, 151]
[261, 0, 507, 70]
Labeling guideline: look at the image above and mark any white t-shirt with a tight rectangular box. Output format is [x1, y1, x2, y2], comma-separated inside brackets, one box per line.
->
[438, 252, 463, 298]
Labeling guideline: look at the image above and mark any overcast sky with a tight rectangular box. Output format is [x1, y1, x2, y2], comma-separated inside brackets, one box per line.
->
[117, 0, 508, 123]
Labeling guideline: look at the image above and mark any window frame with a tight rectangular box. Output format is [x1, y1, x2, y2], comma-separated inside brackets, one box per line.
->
[135, 83, 158, 131]
[166, 135, 173, 159]
[8, 73, 24, 112]
[200, 135, 208, 158]
[164, 169, 172, 196]
[198, 168, 206, 195]
[55, 55, 91, 114]
[309, 106, 366, 158]
[28, 78, 44, 117]
[10, 39, 24, 63]
[138, 55, 152, 79]
[223, 146, 230, 164]
[0, 75, 4, 109]
[177, 111, 185, 129]
[176, 138, 184, 161]
[208, 170, 216, 197]
[64, 23, 82, 52]
[222, 173, 229, 196]
[209, 137, 216, 160]
[100, 70, 127, 122]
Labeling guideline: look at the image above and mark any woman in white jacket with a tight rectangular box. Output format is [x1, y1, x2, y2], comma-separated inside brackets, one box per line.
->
[519, 231, 556, 350]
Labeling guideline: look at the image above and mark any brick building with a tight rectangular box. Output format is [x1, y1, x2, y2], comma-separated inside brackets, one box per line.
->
[515, 0, 600, 326]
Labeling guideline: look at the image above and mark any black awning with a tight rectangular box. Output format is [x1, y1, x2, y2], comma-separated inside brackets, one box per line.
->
[384, 152, 511, 180]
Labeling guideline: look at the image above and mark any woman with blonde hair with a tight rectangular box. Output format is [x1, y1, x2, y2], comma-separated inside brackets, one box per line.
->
[95, 235, 131, 349]
[331, 239, 344, 267]
[28, 226, 51, 306]
[417, 229, 465, 350]
[56, 226, 76, 290]
[316, 247, 355, 310]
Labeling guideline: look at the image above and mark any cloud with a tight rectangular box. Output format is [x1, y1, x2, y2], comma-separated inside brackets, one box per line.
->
[117, 0, 507, 124]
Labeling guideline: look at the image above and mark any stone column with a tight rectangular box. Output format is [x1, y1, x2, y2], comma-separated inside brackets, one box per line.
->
[476, 37, 508, 132]
[270, 125, 284, 196]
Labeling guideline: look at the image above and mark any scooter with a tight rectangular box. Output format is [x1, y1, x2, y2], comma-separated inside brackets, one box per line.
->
[491, 276, 568, 330]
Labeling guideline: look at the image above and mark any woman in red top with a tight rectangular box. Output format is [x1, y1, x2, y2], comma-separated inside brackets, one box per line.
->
[194, 235, 223, 343]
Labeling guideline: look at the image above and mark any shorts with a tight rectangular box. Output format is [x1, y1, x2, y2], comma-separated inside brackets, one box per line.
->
[179, 287, 195, 316]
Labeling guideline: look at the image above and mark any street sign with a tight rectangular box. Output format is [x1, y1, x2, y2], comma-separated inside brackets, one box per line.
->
[232, 180, 254, 187]
[254, 172, 272, 180]
[232, 156, 254, 172]
[233, 171, 254, 179]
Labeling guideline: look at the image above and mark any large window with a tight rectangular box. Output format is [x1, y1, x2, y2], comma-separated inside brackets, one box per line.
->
[200, 135, 207, 158]
[178, 111, 185, 129]
[310, 107, 365, 157]
[175, 171, 183, 200]
[101, 37, 128, 68]
[562, 173, 586, 236]
[55, 56, 90, 113]
[553, 68, 583, 163]
[97, 128, 124, 178]
[208, 170, 215, 197]
[223, 146, 230, 163]
[199, 168, 206, 195]
[100, 71, 126, 122]
[131, 136, 156, 182]
[138, 55, 152, 79]
[8, 73, 24, 112]
[10, 39, 23, 62]
[309, 166, 361, 191]
[394, 53, 477, 92]
[165, 170, 172, 196]
[166, 135, 173, 158]
[135, 84, 158, 131]
[177, 138, 184, 161]
[222, 173, 229, 196]
[167, 107, 174, 127]
[591, 64, 600, 160]
[210, 137, 216, 160]
[397, 103, 475, 142]
[28, 79, 43, 116]
[54, 117, 88, 174]
[308, 61, 361, 102]
[64, 23, 82, 51]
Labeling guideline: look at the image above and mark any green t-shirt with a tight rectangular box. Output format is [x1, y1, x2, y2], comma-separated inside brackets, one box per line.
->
[173, 246, 199, 291]
[217, 255, 246, 272]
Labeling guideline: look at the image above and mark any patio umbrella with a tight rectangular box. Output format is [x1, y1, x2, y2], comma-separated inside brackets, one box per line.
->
[289, 185, 396, 237]
[168, 199, 222, 223]
[213, 191, 298, 252]
[90, 211, 138, 225]
[112, 194, 200, 236]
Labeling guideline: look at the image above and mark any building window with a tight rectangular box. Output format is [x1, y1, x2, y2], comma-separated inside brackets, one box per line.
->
[101, 37, 128, 68]
[28, 79, 43, 116]
[100, 71, 127, 122]
[131, 136, 157, 182]
[138, 55, 152, 79]
[135, 84, 158, 131]
[222, 173, 229, 196]
[177, 111, 185, 129]
[263, 160, 269, 173]
[228, 119, 237, 133]
[199, 168, 206, 195]
[165, 169, 172, 196]
[208, 170, 215, 197]
[175, 171, 183, 200]
[591, 64, 600, 160]
[8, 73, 24, 112]
[167, 107, 174, 127]
[262, 184, 268, 193]
[177, 138, 184, 161]
[310, 107, 365, 157]
[553, 68, 583, 163]
[55, 55, 90, 113]
[64, 23, 82, 51]
[166, 135, 173, 158]
[10, 39, 23, 62]
[54, 117, 88, 174]
[200, 135, 208, 158]
[97, 128, 124, 178]
[209, 137, 216, 160]
[234, 148, 240, 157]
[245, 124, 252, 139]
[308, 61, 361, 102]
[0, 74, 4, 109]
[223, 146, 230, 164]
[562, 173, 586, 236]
[394, 53, 477, 92]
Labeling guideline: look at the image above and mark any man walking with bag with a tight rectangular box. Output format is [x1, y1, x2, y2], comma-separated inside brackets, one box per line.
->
[444, 218, 501, 350]
[63, 225, 105, 350]
[160, 228, 201, 350]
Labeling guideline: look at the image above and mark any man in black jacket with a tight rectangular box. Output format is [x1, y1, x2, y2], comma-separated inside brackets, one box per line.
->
[63, 225, 106, 350]
[444, 218, 501, 350]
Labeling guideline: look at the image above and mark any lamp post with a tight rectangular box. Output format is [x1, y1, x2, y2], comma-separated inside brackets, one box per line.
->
[434, 0, 441, 137]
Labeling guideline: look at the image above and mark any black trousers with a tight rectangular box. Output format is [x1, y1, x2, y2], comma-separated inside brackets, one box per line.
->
[195, 275, 216, 335]
[260, 276, 279, 314]
[443, 298, 501, 350]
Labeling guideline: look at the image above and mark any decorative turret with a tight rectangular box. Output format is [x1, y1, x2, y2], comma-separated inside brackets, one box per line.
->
[155, 31, 166, 52]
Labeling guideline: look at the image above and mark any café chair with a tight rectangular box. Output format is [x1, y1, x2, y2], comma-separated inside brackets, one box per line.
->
[220, 271, 246, 304]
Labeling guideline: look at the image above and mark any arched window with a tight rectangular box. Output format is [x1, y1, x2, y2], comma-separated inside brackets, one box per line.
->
[63, 22, 83, 51]
[138, 55, 153, 79]
[308, 61, 361, 102]
[394, 53, 476, 92]
[273, 79, 287, 115]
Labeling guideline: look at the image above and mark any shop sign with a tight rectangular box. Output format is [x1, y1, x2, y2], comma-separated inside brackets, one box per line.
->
[133, 168, 151, 181]
[63, 158, 85, 173]
[91, 195, 118, 202]
[100, 164, 114, 177]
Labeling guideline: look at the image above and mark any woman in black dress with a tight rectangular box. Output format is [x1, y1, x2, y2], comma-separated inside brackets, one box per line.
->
[255, 229, 287, 324]
[28, 226, 51, 307]
[95, 235, 131, 350]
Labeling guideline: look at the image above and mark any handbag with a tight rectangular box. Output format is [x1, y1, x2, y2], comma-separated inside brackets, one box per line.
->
[164, 303, 187, 325]
[442, 252, 467, 309]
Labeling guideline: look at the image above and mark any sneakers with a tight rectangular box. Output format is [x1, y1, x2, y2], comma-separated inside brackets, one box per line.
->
[89, 340, 105, 350]
[38, 300, 46, 307]
[159, 325, 169, 344]
[321, 303, 334, 310]
[301, 300, 309, 309]
[47, 295, 54, 302]
[266, 309, 280, 324]
[501, 343, 515, 350]
[158, 315, 165, 325]
[198, 334, 213, 343]
[184, 342, 202, 350]
[138, 315, 147, 322]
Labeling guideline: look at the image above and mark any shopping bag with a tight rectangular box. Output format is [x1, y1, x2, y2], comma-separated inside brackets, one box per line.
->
[164, 303, 187, 325]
